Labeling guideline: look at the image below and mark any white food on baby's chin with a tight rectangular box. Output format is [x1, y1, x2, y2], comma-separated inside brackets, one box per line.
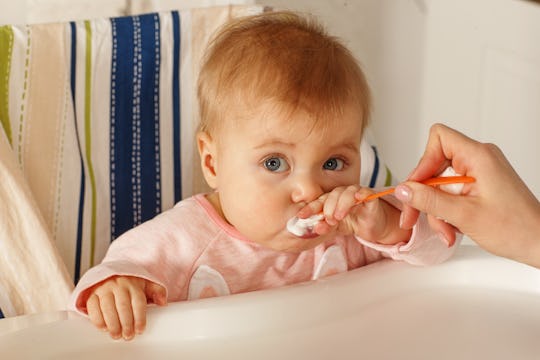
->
[287, 214, 324, 236]
[439, 166, 464, 195]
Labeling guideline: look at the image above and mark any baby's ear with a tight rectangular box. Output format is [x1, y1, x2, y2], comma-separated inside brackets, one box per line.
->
[197, 131, 218, 189]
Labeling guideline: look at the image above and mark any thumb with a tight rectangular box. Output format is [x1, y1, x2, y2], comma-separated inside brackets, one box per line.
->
[144, 281, 168, 306]
[395, 182, 462, 226]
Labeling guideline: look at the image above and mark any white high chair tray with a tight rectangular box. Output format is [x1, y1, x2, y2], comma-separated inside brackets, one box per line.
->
[1, 244, 540, 359]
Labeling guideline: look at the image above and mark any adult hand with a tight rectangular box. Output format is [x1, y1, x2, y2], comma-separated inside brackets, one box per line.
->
[395, 123, 540, 268]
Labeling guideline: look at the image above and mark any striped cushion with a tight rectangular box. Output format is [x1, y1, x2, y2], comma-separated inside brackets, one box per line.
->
[0, 6, 393, 315]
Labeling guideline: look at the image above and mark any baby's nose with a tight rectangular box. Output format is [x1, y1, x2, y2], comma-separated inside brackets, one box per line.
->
[291, 174, 323, 203]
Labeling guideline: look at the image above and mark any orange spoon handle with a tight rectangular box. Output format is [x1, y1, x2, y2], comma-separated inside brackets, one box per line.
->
[361, 175, 476, 203]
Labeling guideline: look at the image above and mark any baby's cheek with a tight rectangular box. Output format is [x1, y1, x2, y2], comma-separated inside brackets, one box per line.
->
[251, 203, 280, 228]
[260, 205, 288, 235]
[238, 200, 275, 228]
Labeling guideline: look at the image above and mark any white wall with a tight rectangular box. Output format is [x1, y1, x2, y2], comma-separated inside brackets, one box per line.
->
[419, 0, 540, 197]
[1, 0, 539, 195]
[0, 0, 127, 25]
[0, 0, 255, 25]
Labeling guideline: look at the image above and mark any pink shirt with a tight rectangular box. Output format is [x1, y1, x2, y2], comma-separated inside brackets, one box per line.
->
[69, 194, 458, 313]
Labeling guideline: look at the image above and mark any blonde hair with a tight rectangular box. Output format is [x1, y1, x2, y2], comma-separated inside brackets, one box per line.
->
[197, 11, 371, 135]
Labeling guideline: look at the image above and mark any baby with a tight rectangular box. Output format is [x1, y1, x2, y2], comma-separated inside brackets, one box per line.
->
[69, 11, 458, 340]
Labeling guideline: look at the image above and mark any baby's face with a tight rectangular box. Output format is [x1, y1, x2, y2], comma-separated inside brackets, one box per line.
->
[209, 102, 363, 252]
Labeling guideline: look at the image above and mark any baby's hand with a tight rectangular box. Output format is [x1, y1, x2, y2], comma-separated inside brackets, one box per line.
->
[85, 276, 167, 340]
[298, 185, 411, 245]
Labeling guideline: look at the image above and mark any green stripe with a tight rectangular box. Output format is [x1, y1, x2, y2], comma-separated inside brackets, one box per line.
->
[384, 166, 393, 187]
[0, 26, 14, 144]
[84, 21, 98, 266]
[18, 27, 31, 164]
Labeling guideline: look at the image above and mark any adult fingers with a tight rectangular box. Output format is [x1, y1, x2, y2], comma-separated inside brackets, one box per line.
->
[395, 182, 466, 230]
[426, 214, 457, 247]
[398, 203, 420, 230]
[409, 123, 476, 181]
[398, 195, 457, 247]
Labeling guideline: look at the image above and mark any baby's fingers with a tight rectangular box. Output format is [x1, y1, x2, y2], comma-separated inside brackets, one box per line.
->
[132, 286, 149, 335]
[87, 294, 106, 332]
[326, 185, 361, 222]
[98, 292, 123, 340]
[296, 195, 327, 219]
[114, 288, 138, 340]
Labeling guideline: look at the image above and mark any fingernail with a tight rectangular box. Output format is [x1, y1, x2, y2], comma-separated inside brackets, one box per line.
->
[399, 212, 405, 229]
[395, 185, 412, 203]
[438, 232, 451, 247]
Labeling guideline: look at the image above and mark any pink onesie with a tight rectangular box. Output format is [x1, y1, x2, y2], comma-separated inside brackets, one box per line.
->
[69, 194, 458, 313]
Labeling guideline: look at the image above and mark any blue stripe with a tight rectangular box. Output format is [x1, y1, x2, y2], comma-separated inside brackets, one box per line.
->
[369, 145, 380, 189]
[70, 22, 84, 282]
[138, 14, 161, 220]
[110, 16, 135, 239]
[110, 14, 162, 239]
[172, 11, 182, 203]
[131, 16, 143, 226]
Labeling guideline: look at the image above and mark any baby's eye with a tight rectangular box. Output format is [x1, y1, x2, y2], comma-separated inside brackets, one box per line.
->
[263, 156, 290, 172]
[323, 158, 345, 171]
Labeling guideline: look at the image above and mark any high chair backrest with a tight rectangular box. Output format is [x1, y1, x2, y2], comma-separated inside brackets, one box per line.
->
[0, 5, 393, 317]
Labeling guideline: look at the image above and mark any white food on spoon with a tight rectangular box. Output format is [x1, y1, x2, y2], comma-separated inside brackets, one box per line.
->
[286, 214, 324, 237]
